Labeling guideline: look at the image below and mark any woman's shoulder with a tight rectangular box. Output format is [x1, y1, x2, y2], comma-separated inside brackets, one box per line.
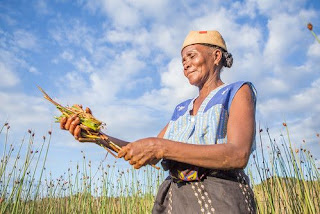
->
[226, 81, 256, 90]
[226, 81, 257, 110]
[204, 81, 257, 113]
[226, 81, 257, 107]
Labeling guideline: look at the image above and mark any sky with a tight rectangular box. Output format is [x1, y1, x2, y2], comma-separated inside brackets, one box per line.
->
[0, 0, 320, 179]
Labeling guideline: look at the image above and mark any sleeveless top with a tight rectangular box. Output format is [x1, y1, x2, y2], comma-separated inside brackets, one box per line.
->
[162, 81, 257, 181]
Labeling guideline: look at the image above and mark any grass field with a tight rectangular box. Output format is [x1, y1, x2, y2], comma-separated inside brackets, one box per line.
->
[0, 122, 319, 213]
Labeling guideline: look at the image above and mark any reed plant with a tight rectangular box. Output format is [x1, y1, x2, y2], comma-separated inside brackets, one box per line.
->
[0, 122, 163, 213]
[1, 121, 319, 213]
[249, 123, 320, 214]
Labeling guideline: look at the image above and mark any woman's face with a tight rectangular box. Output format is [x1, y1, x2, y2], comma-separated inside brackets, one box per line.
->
[181, 44, 218, 87]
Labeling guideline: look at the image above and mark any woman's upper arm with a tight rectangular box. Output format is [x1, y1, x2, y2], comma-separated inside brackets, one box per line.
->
[227, 84, 256, 157]
[157, 123, 169, 138]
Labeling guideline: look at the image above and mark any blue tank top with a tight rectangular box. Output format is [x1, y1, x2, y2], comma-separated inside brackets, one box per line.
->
[163, 81, 257, 152]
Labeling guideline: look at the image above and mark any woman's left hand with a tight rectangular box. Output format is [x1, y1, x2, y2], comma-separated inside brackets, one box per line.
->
[118, 137, 164, 169]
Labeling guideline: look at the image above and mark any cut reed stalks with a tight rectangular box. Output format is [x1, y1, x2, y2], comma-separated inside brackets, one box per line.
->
[38, 86, 160, 170]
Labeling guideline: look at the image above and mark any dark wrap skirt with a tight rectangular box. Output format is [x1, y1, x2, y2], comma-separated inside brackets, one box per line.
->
[152, 160, 256, 214]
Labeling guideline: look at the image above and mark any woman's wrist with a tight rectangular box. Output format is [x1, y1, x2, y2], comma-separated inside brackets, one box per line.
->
[154, 137, 166, 159]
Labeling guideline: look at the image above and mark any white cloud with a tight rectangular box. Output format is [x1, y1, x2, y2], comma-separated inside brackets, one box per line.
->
[61, 50, 74, 61]
[55, 49, 147, 108]
[257, 0, 307, 16]
[61, 71, 88, 91]
[127, 0, 169, 18]
[263, 13, 303, 64]
[258, 78, 320, 121]
[133, 58, 197, 112]
[0, 92, 53, 134]
[1, 29, 41, 79]
[75, 57, 94, 73]
[259, 77, 289, 95]
[50, 19, 95, 53]
[14, 30, 38, 50]
[232, 0, 257, 18]
[96, 104, 163, 140]
[34, 0, 51, 15]
[84, 0, 170, 29]
[0, 62, 20, 87]
[29, 66, 40, 74]
[0, 14, 17, 26]
[85, 0, 140, 28]
[307, 39, 320, 57]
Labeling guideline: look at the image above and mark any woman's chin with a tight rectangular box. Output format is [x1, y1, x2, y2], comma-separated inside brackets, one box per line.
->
[188, 79, 200, 87]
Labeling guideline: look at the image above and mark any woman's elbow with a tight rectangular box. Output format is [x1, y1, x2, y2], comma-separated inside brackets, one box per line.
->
[234, 150, 250, 169]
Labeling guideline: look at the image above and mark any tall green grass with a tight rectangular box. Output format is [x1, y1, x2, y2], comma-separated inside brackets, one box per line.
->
[249, 124, 320, 213]
[0, 122, 319, 213]
[0, 122, 163, 213]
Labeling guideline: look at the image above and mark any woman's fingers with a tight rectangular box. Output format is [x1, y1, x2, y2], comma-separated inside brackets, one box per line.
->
[85, 107, 92, 114]
[65, 115, 76, 130]
[129, 153, 143, 165]
[58, 104, 92, 141]
[69, 117, 80, 135]
[133, 154, 153, 169]
[60, 117, 67, 129]
[124, 152, 132, 161]
[118, 147, 128, 158]
[118, 140, 159, 169]
[74, 104, 83, 109]
[74, 125, 81, 139]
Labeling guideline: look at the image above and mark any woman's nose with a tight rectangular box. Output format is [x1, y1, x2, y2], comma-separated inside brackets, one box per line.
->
[183, 60, 190, 70]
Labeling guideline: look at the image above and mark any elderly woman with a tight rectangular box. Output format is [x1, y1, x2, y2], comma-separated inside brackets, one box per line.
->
[61, 30, 257, 214]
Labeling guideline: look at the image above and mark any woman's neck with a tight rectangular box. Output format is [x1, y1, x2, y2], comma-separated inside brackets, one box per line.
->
[190, 78, 224, 116]
[198, 78, 224, 99]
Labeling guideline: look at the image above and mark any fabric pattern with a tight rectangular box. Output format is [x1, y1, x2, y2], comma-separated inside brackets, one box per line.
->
[153, 171, 256, 214]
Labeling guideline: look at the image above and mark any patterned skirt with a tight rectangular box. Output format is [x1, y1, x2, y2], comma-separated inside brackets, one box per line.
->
[152, 161, 256, 214]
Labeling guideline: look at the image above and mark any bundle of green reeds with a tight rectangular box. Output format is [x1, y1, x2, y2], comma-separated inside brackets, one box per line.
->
[37, 86, 121, 157]
[38, 86, 160, 170]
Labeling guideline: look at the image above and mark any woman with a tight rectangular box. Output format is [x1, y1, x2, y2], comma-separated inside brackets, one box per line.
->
[61, 30, 257, 214]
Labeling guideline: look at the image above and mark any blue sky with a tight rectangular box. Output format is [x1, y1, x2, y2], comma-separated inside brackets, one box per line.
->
[1, 0, 320, 178]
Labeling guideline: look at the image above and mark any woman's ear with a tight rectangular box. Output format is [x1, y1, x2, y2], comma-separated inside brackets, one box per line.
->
[213, 49, 222, 66]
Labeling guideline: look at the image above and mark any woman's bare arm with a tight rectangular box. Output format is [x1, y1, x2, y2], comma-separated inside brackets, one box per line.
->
[157, 123, 168, 138]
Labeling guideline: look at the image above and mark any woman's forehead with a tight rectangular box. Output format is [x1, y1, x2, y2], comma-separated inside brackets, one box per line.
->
[181, 44, 207, 56]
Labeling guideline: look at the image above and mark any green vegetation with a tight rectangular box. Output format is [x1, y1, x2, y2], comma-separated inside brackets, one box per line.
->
[0, 122, 319, 213]
[249, 124, 320, 213]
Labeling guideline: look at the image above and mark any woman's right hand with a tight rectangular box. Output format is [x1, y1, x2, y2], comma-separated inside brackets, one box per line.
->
[60, 114, 81, 139]
[60, 104, 92, 140]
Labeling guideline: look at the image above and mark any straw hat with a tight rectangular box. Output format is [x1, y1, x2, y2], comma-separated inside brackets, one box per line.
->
[181, 30, 227, 52]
